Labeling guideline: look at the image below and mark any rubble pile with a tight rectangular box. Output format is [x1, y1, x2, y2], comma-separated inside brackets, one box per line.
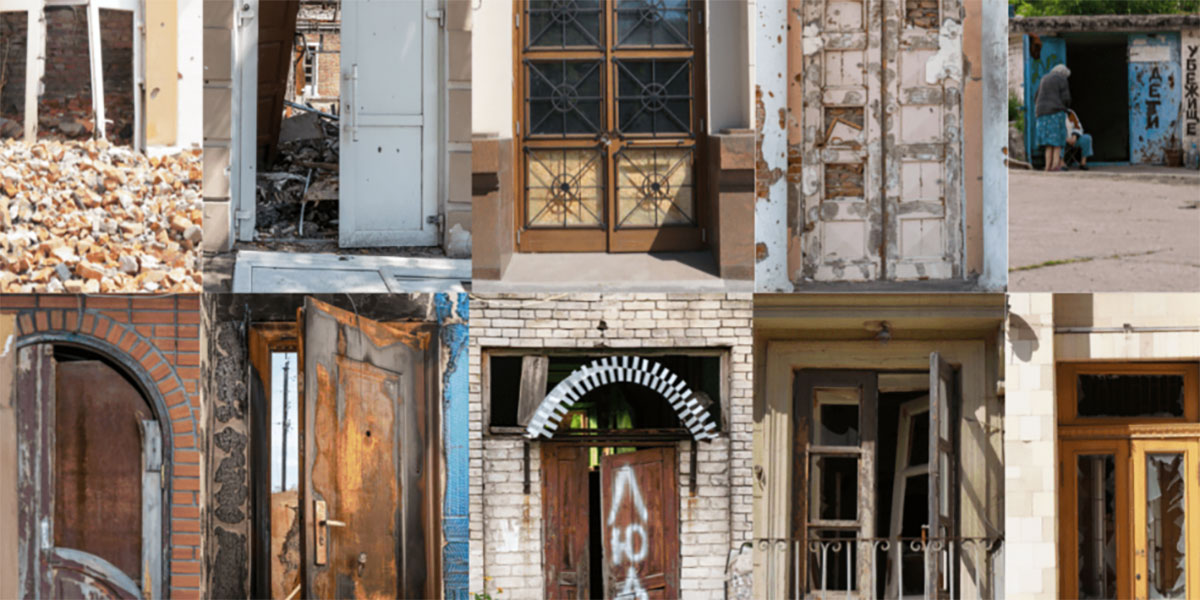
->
[0, 138, 203, 293]
[256, 112, 340, 239]
[34, 94, 135, 145]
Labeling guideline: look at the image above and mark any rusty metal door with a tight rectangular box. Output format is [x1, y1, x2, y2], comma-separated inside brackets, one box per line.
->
[299, 297, 435, 599]
[541, 444, 591, 598]
[927, 353, 960, 598]
[599, 446, 680, 599]
[797, 0, 962, 282]
[16, 346, 156, 600]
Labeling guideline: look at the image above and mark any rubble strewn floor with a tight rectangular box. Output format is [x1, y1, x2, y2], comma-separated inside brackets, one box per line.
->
[256, 113, 339, 240]
[0, 139, 203, 293]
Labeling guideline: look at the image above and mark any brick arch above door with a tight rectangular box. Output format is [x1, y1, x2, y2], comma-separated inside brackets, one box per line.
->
[7, 299, 203, 600]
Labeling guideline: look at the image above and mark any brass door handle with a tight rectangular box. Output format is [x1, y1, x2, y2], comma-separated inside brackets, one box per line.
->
[323, 519, 347, 528]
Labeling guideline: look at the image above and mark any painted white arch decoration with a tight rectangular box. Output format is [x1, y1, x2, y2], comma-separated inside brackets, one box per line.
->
[524, 356, 718, 441]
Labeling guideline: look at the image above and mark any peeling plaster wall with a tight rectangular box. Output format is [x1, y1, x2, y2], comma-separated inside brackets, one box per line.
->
[980, 0, 1007, 289]
[754, 0, 791, 291]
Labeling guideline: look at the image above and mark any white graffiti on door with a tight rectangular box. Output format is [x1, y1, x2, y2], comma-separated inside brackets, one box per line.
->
[609, 465, 650, 600]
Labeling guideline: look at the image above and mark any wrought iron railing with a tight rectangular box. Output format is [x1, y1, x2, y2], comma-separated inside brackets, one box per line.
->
[795, 536, 1002, 600]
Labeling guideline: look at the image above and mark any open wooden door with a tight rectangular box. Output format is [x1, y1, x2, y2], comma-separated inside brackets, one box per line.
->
[17, 345, 161, 600]
[542, 444, 591, 598]
[600, 446, 680, 600]
[927, 353, 960, 599]
[255, 0, 300, 163]
[299, 297, 435, 599]
[1131, 439, 1200, 600]
[339, 0, 440, 248]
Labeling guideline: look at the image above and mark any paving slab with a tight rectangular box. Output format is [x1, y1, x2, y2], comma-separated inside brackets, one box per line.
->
[1009, 168, 1200, 292]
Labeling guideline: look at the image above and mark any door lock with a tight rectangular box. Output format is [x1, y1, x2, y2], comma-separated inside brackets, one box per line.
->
[357, 552, 368, 577]
[314, 499, 346, 566]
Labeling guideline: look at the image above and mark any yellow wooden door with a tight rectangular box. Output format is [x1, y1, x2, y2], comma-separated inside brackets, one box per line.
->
[1132, 439, 1200, 600]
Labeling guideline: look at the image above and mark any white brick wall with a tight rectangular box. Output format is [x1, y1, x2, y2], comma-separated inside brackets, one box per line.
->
[469, 293, 754, 600]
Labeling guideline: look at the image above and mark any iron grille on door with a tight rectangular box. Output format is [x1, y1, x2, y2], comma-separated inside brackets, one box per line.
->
[516, 0, 705, 253]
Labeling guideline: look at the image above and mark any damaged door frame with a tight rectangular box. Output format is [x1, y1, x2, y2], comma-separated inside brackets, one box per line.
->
[246, 307, 444, 600]
[231, 0, 448, 248]
[15, 334, 172, 600]
[0, 0, 144, 149]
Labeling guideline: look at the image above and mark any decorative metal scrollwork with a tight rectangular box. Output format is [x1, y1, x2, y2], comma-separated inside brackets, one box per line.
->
[527, 0, 603, 48]
[525, 148, 605, 227]
[526, 61, 604, 135]
[615, 59, 692, 134]
[615, 0, 691, 47]
[616, 148, 694, 228]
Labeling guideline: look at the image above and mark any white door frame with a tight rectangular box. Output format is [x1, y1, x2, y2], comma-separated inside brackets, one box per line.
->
[233, 0, 258, 241]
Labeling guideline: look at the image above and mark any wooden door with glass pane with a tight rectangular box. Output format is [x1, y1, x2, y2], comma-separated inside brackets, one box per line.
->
[1132, 440, 1200, 600]
[516, 0, 705, 253]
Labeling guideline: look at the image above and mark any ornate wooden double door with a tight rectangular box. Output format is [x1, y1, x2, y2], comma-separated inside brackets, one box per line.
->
[516, 0, 706, 253]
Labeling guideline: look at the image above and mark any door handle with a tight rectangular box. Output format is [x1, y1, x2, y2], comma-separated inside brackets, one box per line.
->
[351, 64, 359, 142]
[315, 499, 347, 566]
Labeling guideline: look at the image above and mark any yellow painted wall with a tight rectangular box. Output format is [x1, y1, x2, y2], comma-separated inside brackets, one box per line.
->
[146, 0, 178, 145]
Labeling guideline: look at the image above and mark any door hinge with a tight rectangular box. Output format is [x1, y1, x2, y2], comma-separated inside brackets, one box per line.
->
[426, 8, 445, 28]
[517, 228, 522, 244]
[516, 121, 521, 136]
[236, 210, 253, 222]
[427, 214, 443, 225]
[515, 13, 520, 28]
[701, 228, 707, 243]
[698, 10, 703, 24]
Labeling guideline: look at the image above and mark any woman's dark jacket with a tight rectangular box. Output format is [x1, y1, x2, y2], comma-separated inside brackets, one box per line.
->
[1034, 69, 1071, 117]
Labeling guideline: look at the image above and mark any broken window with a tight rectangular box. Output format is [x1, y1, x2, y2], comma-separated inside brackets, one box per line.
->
[487, 353, 723, 434]
[793, 356, 966, 599]
[1060, 364, 1198, 422]
[0, 10, 29, 138]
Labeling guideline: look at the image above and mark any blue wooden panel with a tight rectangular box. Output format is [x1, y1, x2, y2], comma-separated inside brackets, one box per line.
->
[1128, 33, 1182, 165]
[436, 293, 470, 600]
[1024, 35, 1067, 163]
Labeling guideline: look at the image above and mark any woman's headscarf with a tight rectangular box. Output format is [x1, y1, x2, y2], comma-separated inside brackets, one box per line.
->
[1051, 63, 1071, 77]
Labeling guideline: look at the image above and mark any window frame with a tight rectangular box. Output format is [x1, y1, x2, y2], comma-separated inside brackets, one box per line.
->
[512, 0, 710, 253]
[1056, 362, 1200, 427]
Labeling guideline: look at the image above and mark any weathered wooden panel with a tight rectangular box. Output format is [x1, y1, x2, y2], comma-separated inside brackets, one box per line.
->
[256, 0, 300, 162]
[301, 297, 434, 599]
[17, 344, 54, 598]
[517, 355, 549, 428]
[927, 353, 959, 597]
[54, 361, 149, 583]
[271, 489, 302, 600]
[542, 444, 591, 599]
[600, 447, 680, 600]
[0, 315, 16, 600]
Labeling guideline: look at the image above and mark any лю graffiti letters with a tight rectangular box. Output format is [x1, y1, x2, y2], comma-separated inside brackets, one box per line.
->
[609, 465, 650, 600]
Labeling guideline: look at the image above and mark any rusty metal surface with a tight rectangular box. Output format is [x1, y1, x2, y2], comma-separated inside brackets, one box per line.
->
[271, 490, 302, 600]
[301, 297, 434, 599]
[541, 444, 591, 599]
[600, 446, 680, 599]
[17, 344, 54, 598]
[54, 360, 149, 583]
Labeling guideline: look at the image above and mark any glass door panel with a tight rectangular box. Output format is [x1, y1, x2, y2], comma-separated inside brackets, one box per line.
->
[1133, 440, 1200, 600]
[1060, 439, 1132, 600]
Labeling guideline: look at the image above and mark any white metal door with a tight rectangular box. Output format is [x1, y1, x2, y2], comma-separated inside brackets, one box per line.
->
[339, 0, 440, 248]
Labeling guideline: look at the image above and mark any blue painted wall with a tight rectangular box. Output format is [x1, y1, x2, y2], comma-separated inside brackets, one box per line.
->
[436, 293, 470, 600]
[1023, 35, 1067, 163]
[1128, 33, 1182, 165]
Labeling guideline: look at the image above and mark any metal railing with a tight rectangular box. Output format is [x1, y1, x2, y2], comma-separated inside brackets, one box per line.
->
[795, 536, 1002, 600]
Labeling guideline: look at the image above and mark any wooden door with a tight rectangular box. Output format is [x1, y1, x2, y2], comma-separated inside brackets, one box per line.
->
[16, 346, 159, 599]
[515, 0, 705, 253]
[797, 0, 964, 282]
[255, 0, 300, 163]
[600, 446, 680, 599]
[339, 0, 440, 248]
[299, 297, 435, 599]
[1132, 439, 1200, 600]
[886, 396, 929, 600]
[542, 444, 592, 598]
[927, 353, 959, 599]
[1059, 438, 1132, 600]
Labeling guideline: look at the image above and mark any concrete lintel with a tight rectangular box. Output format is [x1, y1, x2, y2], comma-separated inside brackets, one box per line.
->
[1010, 13, 1200, 34]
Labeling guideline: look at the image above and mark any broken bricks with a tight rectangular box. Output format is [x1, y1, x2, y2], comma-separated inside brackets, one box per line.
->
[0, 138, 203, 293]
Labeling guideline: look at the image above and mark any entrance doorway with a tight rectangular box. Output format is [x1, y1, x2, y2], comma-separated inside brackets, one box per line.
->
[16, 343, 165, 599]
[1057, 362, 1200, 600]
[1063, 34, 1130, 163]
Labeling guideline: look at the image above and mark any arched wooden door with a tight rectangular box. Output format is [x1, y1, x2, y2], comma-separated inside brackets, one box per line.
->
[16, 344, 164, 599]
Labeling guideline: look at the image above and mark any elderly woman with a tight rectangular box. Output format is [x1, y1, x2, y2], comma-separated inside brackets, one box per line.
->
[1034, 63, 1071, 172]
